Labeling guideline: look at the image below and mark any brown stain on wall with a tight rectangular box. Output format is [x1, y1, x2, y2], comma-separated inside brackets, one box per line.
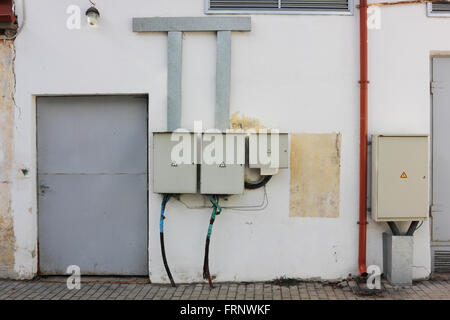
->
[290, 133, 341, 218]
[0, 40, 16, 277]
[229, 111, 266, 130]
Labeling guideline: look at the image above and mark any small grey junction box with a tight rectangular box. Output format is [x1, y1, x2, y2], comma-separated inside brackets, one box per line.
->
[153, 132, 197, 194]
[200, 132, 245, 195]
[249, 132, 289, 169]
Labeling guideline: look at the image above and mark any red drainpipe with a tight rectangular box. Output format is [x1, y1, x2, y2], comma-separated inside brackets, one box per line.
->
[0, 0, 16, 23]
[358, 0, 369, 276]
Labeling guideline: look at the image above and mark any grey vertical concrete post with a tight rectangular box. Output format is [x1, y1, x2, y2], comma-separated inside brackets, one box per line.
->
[383, 233, 414, 285]
[215, 31, 231, 131]
[167, 31, 182, 131]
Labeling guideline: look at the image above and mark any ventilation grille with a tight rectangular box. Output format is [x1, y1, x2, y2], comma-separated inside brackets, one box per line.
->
[430, 2, 450, 14]
[209, 0, 350, 12]
[210, 0, 279, 10]
[435, 250, 450, 273]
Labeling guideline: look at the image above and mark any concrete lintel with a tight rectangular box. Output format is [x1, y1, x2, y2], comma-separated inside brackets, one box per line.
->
[133, 17, 251, 32]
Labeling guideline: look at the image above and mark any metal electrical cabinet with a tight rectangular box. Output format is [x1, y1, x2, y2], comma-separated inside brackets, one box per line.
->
[200, 133, 245, 195]
[371, 135, 429, 222]
[153, 132, 197, 194]
[249, 133, 289, 169]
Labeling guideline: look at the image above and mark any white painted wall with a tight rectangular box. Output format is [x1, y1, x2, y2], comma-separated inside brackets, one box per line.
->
[12, 0, 446, 281]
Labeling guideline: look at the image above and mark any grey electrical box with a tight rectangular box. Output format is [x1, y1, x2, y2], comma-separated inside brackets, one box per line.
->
[200, 132, 245, 195]
[153, 132, 197, 194]
[372, 135, 429, 222]
[249, 132, 289, 169]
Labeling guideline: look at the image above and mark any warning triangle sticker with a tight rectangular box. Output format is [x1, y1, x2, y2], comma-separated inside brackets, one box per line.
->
[400, 172, 407, 179]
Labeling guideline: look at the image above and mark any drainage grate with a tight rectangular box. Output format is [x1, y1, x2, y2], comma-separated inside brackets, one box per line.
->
[435, 250, 450, 273]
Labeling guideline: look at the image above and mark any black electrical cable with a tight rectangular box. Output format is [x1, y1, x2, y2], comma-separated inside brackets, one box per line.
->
[387, 221, 420, 236]
[387, 221, 401, 236]
[203, 195, 221, 289]
[244, 174, 272, 190]
[203, 237, 212, 287]
[160, 194, 176, 287]
[406, 221, 420, 236]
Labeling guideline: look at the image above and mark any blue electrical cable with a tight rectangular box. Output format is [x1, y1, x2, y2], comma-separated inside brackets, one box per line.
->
[160, 194, 171, 233]
[160, 194, 176, 287]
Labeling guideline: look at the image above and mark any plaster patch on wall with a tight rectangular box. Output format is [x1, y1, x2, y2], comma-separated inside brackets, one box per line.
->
[289, 133, 341, 218]
[0, 40, 16, 278]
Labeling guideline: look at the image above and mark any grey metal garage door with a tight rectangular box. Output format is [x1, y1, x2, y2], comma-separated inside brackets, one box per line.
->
[37, 95, 148, 275]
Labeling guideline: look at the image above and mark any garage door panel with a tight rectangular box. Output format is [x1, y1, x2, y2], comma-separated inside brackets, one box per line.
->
[37, 96, 148, 174]
[38, 174, 148, 275]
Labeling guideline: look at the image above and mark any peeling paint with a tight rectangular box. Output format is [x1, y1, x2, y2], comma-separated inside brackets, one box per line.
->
[0, 40, 16, 278]
[289, 133, 341, 218]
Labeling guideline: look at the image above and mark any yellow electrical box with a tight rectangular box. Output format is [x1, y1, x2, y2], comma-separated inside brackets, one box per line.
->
[371, 135, 429, 222]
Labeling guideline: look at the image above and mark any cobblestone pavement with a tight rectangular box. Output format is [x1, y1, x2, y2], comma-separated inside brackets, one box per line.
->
[0, 277, 449, 300]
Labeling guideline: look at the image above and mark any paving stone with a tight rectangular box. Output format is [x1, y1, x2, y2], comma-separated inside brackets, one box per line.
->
[0, 278, 449, 300]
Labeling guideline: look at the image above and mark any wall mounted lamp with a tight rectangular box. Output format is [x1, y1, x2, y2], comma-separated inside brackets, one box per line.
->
[86, 4, 100, 27]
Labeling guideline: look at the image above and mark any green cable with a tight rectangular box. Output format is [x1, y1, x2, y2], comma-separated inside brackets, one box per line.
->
[203, 195, 222, 288]
[206, 195, 222, 239]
